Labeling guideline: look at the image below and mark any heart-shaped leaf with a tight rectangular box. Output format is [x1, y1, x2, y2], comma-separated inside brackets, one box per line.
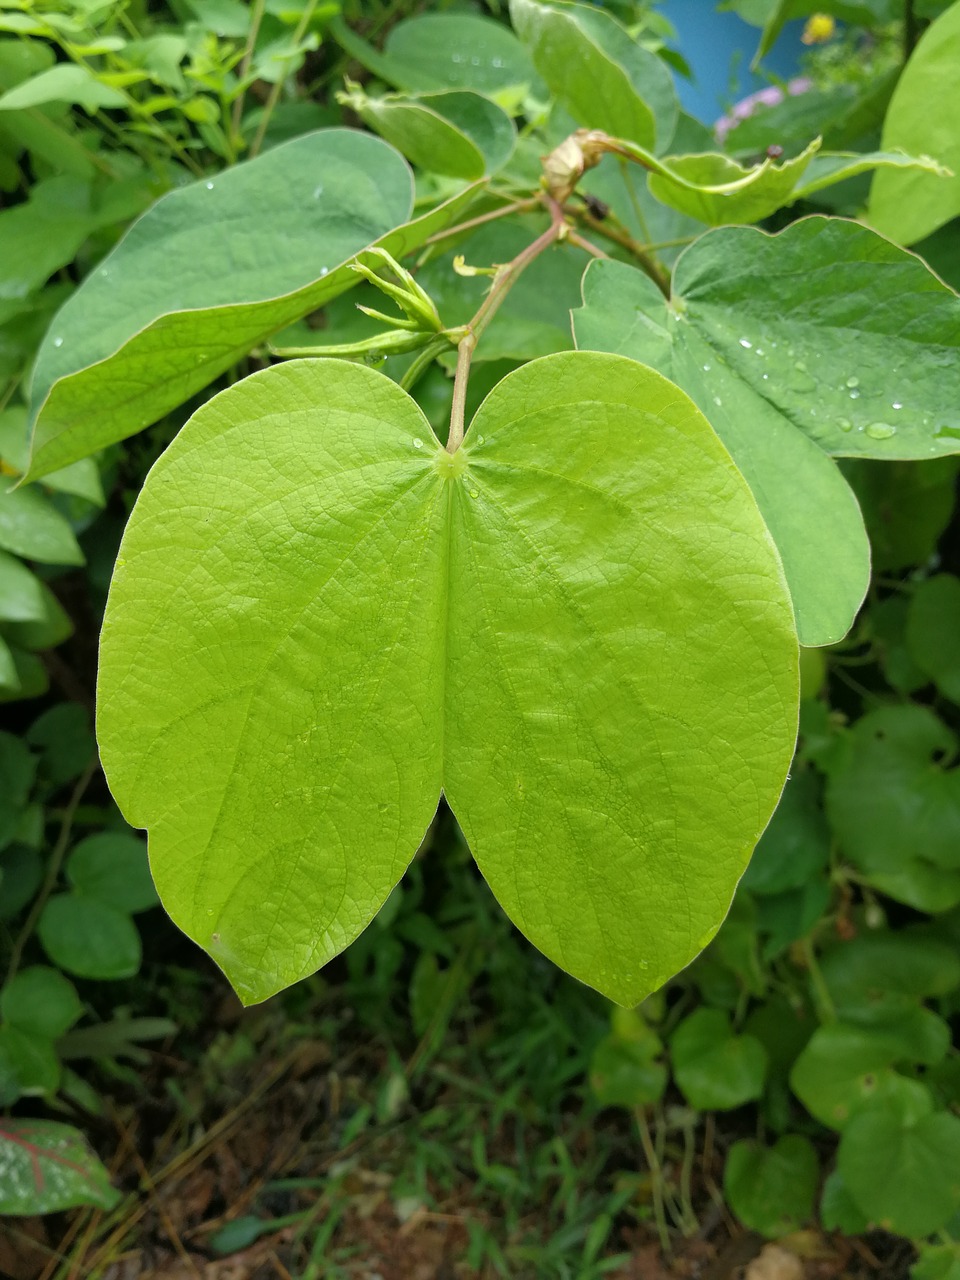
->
[97, 353, 798, 1006]
[670, 1008, 768, 1111]
[724, 1134, 818, 1237]
[574, 217, 960, 644]
[25, 129, 479, 480]
[0, 1119, 120, 1214]
[838, 1096, 960, 1237]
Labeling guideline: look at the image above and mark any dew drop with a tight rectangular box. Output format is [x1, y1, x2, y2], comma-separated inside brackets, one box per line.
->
[865, 422, 897, 440]
[413, 437, 424, 449]
[492, 57, 504, 68]
[762, 373, 769, 380]
[53, 336, 63, 348]
[846, 376, 860, 389]
[476, 434, 485, 445]
[891, 401, 903, 410]
[319, 266, 329, 278]
[755, 348, 765, 357]
[837, 417, 853, 432]
[794, 360, 807, 372]
[471, 55, 481, 66]
[469, 488, 479, 499]
[702, 363, 711, 372]
[313, 184, 324, 199]
[713, 395, 722, 407]
[452, 52, 463, 62]
[739, 337, 753, 349]
[849, 388, 861, 400]
[205, 181, 214, 190]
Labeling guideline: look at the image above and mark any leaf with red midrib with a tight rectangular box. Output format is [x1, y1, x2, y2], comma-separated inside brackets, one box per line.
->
[0, 1120, 120, 1215]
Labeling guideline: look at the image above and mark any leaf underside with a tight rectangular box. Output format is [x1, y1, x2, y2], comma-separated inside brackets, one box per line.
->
[97, 353, 798, 1006]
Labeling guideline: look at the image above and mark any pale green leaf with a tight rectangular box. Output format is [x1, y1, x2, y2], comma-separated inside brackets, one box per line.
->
[509, 0, 677, 152]
[330, 12, 535, 104]
[868, 0, 960, 244]
[0, 483, 83, 565]
[574, 217, 960, 641]
[647, 140, 820, 225]
[25, 129, 479, 480]
[794, 149, 950, 201]
[0, 1119, 120, 1214]
[0, 549, 46, 623]
[0, 64, 127, 112]
[97, 354, 798, 1006]
[342, 87, 515, 179]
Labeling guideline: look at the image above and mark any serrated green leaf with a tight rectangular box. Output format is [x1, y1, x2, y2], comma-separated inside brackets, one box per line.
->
[343, 87, 515, 179]
[907, 574, 960, 703]
[97, 353, 798, 1006]
[724, 1135, 818, 1237]
[38, 894, 141, 980]
[509, 0, 677, 152]
[838, 1097, 960, 1237]
[25, 130, 480, 480]
[868, 0, 960, 244]
[1, 966, 83, 1040]
[0, 1118, 120, 1214]
[671, 1009, 768, 1110]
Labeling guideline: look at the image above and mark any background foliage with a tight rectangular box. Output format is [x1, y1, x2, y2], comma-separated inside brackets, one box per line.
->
[1, 0, 960, 1275]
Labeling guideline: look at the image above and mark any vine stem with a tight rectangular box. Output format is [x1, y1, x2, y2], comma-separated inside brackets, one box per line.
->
[446, 201, 565, 453]
[250, 0, 319, 158]
[5, 755, 99, 986]
[423, 197, 541, 247]
[634, 1107, 672, 1256]
[575, 205, 670, 295]
[230, 0, 267, 143]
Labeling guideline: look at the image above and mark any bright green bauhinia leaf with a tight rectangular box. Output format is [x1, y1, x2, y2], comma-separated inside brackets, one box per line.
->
[868, 0, 960, 245]
[24, 129, 480, 481]
[906, 574, 960, 703]
[826, 706, 960, 908]
[509, 0, 678, 152]
[339, 86, 515, 179]
[96, 354, 798, 1006]
[724, 1135, 818, 1237]
[574, 217, 960, 644]
[0, 1119, 120, 1215]
[838, 1095, 960, 1238]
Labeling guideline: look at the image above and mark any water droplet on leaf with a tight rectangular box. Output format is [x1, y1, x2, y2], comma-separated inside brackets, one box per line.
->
[865, 422, 896, 440]
[413, 437, 424, 449]
[739, 338, 753, 349]
[846, 376, 860, 388]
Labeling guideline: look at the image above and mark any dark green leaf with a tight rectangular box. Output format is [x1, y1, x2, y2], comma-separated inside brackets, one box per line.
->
[38, 894, 141, 980]
[724, 1135, 818, 1236]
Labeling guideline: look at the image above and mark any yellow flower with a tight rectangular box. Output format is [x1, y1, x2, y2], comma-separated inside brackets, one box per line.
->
[802, 13, 837, 44]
